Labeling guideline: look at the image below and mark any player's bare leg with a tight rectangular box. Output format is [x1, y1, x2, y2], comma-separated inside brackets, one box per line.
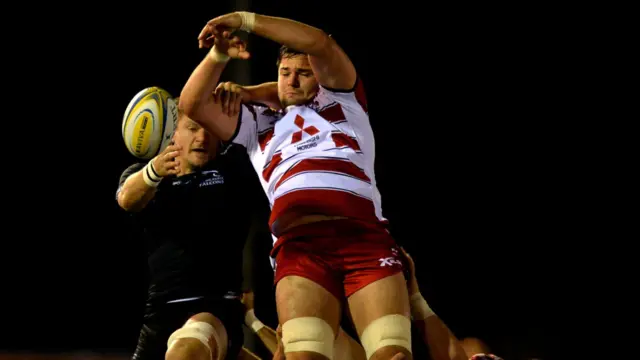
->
[165, 312, 228, 360]
[276, 275, 341, 360]
[348, 273, 412, 360]
[334, 327, 366, 360]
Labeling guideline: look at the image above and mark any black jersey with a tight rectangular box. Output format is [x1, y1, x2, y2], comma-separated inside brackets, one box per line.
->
[117, 146, 265, 306]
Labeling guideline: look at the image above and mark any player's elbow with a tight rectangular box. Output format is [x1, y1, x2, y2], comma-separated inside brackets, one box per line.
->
[309, 30, 333, 57]
[117, 190, 142, 213]
[117, 193, 134, 212]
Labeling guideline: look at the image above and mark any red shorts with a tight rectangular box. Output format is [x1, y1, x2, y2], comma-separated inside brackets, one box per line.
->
[271, 219, 405, 300]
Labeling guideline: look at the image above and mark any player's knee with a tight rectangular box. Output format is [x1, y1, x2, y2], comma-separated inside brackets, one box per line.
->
[281, 317, 335, 360]
[166, 338, 209, 360]
[166, 313, 228, 360]
[360, 314, 412, 360]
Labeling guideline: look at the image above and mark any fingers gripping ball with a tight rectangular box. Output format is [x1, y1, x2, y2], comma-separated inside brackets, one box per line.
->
[122, 87, 178, 160]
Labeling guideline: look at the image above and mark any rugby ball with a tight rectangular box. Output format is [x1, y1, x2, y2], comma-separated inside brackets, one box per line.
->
[122, 87, 178, 160]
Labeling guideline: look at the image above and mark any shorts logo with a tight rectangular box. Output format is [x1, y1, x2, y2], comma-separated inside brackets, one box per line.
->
[379, 257, 402, 267]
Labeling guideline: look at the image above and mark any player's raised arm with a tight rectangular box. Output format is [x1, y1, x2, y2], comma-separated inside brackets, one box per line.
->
[180, 31, 250, 141]
[203, 12, 357, 90]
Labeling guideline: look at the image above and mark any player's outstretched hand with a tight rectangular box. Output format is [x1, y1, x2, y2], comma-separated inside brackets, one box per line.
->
[274, 324, 285, 360]
[198, 13, 250, 60]
[213, 81, 248, 117]
[152, 144, 181, 177]
[240, 291, 255, 311]
[199, 12, 243, 43]
[400, 247, 420, 296]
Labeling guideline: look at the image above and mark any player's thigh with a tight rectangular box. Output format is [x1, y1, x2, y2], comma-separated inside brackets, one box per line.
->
[166, 312, 228, 360]
[272, 229, 347, 359]
[273, 241, 343, 335]
[347, 273, 412, 360]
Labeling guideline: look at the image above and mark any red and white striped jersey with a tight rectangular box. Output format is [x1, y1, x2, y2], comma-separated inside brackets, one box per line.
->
[230, 79, 387, 236]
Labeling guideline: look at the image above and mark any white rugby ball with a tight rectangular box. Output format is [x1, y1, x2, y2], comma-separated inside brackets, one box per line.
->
[122, 87, 178, 160]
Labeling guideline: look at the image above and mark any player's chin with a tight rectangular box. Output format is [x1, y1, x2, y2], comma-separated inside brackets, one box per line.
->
[283, 95, 308, 107]
[188, 151, 209, 165]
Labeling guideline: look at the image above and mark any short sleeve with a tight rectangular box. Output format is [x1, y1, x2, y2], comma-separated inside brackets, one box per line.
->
[227, 104, 258, 154]
[116, 162, 145, 199]
[319, 77, 368, 114]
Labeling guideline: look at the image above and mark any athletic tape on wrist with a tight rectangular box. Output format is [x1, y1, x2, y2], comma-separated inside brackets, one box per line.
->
[142, 158, 162, 187]
[244, 309, 265, 333]
[238, 12, 255, 32]
[209, 47, 230, 63]
[410, 292, 435, 320]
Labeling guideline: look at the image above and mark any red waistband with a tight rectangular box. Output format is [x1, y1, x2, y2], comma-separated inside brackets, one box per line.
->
[270, 218, 390, 257]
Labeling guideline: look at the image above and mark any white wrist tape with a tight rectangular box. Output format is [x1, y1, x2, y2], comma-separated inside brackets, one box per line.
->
[410, 292, 435, 320]
[142, 158, 162, 187]
[209, 46, 230, 63]
[244, 309, 265, 333]
[238, 11, 255, 32]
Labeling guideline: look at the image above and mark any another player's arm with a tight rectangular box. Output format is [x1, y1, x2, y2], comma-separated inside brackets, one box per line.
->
[180, 32, 249, 141]
[241, 82, 280, 110]
[238, 347, 261, 360]
[204, 12, 357, 90]
[179, 51, 235, 140]
[216, 81, 280, 111]
[241, 292, 279, 354]
[402, 249, 468, 360]
[117, 145, 181, 212]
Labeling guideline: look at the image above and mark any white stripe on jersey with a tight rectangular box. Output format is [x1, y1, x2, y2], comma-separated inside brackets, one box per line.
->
[273, 171, 373, 203]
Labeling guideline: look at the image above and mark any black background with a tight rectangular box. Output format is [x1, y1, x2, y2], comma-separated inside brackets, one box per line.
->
[2, 1, 568, 359]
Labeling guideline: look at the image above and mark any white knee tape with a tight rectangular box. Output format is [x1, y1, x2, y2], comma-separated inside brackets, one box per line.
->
[360, 314, 411, 359]
[167, 321, 223, 360]
[282, 317, 335, 359]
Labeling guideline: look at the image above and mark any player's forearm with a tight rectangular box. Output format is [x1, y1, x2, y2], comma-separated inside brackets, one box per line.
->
[415, 317, 467, 360]
[180, 51, 227, 121]
[256, 327, 279, 354]
[244, 309, 278, 354]
[251, 14, 330, 57]
[410, 292, 467, 360]
[245, 82, 280, 109]
[117, 171, 157, 212]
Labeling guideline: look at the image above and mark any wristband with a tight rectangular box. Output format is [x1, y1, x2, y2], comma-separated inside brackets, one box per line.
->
[142, 158, 162, 187]
[410, 292, 435, 320]
[238, 11, 255, 32]
[244, 309, 265, 333]
[209, 46, 230, 63]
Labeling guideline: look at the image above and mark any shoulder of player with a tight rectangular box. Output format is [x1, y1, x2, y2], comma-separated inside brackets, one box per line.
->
[124, 161, 146, 173]
[317, 76, 367, 112]
[243, 102, 282, 120]
[118, 162, 146, 184]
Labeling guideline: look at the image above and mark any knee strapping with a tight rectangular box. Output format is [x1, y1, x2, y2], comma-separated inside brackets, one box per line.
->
[282, 317, 335, 359]
[167, 320, 225, 360]
[360, 314, 411, 359]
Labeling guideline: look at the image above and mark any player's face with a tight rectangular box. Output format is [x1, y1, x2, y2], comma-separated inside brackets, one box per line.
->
[172, 116, 218, 169]
[277, 55, 319, 107]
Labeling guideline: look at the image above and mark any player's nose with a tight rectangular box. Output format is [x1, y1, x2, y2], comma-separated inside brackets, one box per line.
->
[287, 74, 299, 87]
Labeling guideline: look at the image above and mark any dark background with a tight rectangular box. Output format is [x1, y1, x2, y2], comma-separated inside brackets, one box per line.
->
[2, 1, 566, 359]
